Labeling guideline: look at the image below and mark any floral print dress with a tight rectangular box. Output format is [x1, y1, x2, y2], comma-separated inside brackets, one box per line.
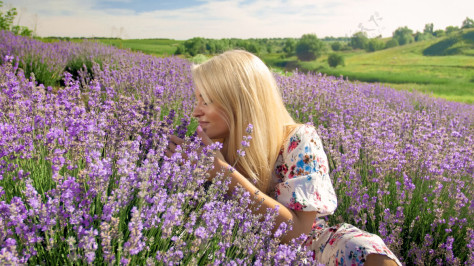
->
[273, 124, 402, 266]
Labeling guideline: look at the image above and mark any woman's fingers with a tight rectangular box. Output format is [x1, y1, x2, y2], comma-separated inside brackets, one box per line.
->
[165, 128, 223, 163]
[165, 148, 174, 158]
[195, 126, 226, 162]
[168, 140, 177, 151]
[169, 135, 184, 145]
[166, 136, 182, 158]
[196, 126, 213, 146]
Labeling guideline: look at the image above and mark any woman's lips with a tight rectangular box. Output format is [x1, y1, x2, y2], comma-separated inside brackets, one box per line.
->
[199, 122, 209, 126]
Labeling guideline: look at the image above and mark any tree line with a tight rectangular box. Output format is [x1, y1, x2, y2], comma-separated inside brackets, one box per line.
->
[174, 36, 350, 57]
[349, 17, 473, 52]
[1, 0, 472, 69]
[176, 17, 473, 68]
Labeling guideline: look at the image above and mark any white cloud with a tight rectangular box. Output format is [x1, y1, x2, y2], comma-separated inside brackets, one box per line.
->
[4, 0, 474, 39]
[8, 0, 97, 15]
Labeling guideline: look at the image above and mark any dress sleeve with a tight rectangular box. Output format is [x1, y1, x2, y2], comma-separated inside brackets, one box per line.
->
[273, 125, 337, 217]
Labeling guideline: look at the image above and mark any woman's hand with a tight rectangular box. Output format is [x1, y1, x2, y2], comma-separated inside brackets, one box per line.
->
[195, 125, 226, 160]
[196, 126, 228, 179]
[165, 134, 186, 159]
[166, 126, 228, 180]
[167, 128, 316, 244]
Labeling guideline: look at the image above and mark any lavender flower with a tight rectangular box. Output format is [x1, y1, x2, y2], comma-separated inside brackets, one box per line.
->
[0, 32, 472, 265]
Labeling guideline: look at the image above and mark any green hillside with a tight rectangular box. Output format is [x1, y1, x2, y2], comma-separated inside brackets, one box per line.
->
[423, 29, 474, 56]
[290, 29, 474, 103]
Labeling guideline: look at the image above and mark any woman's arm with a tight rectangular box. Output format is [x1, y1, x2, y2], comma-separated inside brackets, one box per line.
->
[169, 127, 399, 265]
[192, 126, 317, 244]
[214, 158, 317, 243]
[167, 127, 318, 243]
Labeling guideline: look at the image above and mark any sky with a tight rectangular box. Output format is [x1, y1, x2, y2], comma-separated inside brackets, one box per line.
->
[4, 0, 474, 40]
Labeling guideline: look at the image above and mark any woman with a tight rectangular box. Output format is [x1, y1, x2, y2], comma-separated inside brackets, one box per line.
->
[167, 50, 401, 266]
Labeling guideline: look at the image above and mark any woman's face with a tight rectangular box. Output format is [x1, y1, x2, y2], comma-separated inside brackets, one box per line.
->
[192, 89, 230, 139]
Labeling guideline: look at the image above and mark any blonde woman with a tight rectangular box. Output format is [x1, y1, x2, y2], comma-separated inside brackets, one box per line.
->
[167, 50, 401, 266]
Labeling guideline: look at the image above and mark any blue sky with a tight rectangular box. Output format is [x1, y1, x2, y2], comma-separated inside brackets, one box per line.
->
[5, 0, 474, 39]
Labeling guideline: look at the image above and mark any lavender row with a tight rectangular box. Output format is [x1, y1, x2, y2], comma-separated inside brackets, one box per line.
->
[0, 54, 314, 264]
[277, 72, 473, 264]
[0, 30, 315, 264]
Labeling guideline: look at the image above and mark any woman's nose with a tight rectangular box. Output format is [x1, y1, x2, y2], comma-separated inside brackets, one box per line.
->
[192, 105, 202, 117]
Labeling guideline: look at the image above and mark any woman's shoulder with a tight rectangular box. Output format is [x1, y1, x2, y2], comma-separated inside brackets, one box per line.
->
[281, 124, 320, 154]
[284, 123, 318, 142]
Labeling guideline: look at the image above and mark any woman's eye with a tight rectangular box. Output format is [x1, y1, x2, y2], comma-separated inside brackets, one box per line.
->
[194, 99, 208, 107]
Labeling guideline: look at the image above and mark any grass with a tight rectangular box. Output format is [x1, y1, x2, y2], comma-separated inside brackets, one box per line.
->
[385, 83, 474, 103]
[264, 30, 474, 104]
[97, 38, 183, 57]
[44, 31, 473, 104]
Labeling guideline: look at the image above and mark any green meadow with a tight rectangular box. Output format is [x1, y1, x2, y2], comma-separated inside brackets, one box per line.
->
[300, 45, 473, 103]
[98, 38, 183, 57]
[92, 31, 473, 104]
[262, 30, 474, 104]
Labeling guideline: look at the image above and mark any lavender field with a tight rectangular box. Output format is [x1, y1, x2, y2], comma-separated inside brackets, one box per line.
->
[0, 30, 473, 264]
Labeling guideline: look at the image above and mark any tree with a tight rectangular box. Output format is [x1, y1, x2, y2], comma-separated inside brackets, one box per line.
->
[461, 17, 474, 29]
[11, 25, 32, 36]
[0, 1, 32, 36]
[433, 29, 445, 37]
[0, 1, 16, 31]
[331, 41, 342, 51]
[295, 34, 324, 61]
[327, 53, 344, 68]
[385, 38, 399, 49]
[392, 26, 414, 45]
[205, 40, 217, 54]
[423, 23, 434, 35]
[414, 31, 433, 42]
[174, 45, 185, 55]
[366, 38, 384, 52]
[246, 42, 261, 54]
[212, 39, 230, 54]
[350, 31, 369, 50]
[183, 37, 207, 56]
[265, 43, 274, 53]
[445, 26, 460, 35]
[283, 38, 296, 57]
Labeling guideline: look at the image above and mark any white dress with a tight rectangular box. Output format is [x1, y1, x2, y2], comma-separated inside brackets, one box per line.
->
[272, 124, 402, 265]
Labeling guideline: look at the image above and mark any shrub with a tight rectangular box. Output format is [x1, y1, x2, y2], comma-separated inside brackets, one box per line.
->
[295, 34, 324, 61]
[385, 39, 399, 49]
[327, 53, 344, 68]
[414, 32, 434, 42]
[366, 38, 385, 52]
[331, 42, 342, 51]
[350, 31, 369, 50]
[393, 26, 414, 45]
[190, 54, 208, 64]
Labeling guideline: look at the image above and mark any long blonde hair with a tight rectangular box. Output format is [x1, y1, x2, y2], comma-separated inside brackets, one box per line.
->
[192, 50, 295, 193]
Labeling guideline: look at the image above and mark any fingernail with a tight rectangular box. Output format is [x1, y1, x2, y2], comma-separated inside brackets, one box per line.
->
[197, 126, 202, 132]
